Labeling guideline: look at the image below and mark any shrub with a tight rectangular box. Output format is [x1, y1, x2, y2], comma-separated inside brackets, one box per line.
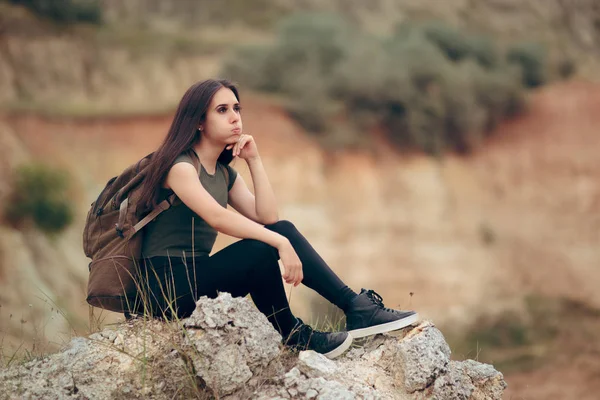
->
[507, 42, 548, 88]
[221, 45, 275, 92]
[419, 21, 471, 62]
[413, 22, 500, 69]
[224, 13, 354, 93]
[466, 35, 500, 69]
[8, 0, 102, 24]
[382, 35, 450, 154]
[331, 32, 453, 154]
[283, 65, 335, 133]
[471, 64, 527, 131]
[222, 15, 544, 156]
[439, 62, 487, 153]
[4, 163, 74, 234]
[222, 13, 353, 132]
[556, 57, 577, 80]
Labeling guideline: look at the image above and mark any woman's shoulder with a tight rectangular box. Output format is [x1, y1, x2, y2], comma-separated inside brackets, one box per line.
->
[162, 152, 197, 189]
[174, 152, 195, 166]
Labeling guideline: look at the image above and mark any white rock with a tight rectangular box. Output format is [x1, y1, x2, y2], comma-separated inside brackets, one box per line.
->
[298, 350, 338, 378]
[381, 321, 451, 392]
[0, 300, 506, 400]
[183, 293, 283, 395]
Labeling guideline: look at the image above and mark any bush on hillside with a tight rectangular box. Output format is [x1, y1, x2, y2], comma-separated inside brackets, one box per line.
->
[556, 56, 577, 80]
[404, 22, 500, 69]
[223, 13, 354, 134]
[283, 68, 335, 133]
[223, 16, 543, 155]
[467, 35, 501, 69]
[418, 22, 471, 62]
[507, 42, 548, 88]
[7, 0, 102, 24]
[4, 164, 74, 234]
[225, 13, 354, 95]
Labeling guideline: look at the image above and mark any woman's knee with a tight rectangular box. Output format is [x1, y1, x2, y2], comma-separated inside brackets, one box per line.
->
[244, 239, 279, 260]
[242, 240, 282, 277]
[265, 220, 297, 237]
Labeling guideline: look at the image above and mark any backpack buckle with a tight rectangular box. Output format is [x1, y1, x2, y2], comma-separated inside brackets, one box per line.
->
[115, 224, 125, 238]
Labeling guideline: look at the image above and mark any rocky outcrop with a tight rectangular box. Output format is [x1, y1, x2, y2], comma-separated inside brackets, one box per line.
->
[0, 293, 507, 399]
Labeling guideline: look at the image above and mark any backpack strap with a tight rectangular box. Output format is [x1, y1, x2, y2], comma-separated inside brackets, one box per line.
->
[129, 193, 176, 238]
[124, 151, 229, 239]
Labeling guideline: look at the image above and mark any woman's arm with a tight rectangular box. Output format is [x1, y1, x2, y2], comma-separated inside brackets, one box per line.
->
[167, 162, 281, 246]
[228, 156, 279, 225]
[166, 162, 304, 285]
[247, 156, 279, 223]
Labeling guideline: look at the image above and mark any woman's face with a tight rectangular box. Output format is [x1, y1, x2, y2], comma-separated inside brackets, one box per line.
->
[201, 87, 242, 146]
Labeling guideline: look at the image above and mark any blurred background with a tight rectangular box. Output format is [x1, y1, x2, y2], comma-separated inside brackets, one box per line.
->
[0, 1, 599, 399]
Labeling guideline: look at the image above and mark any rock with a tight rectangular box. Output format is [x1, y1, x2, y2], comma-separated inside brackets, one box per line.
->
[297, 351, 338, 378]
[463, 359, 508, 400]
[278, 364, 378, 399]
[0, 297, 507, 400]
[183, 292, 283, 395]
[380, 321, 451, 392]
[431, 359, 508, 400]
[432, 361, 476, 400]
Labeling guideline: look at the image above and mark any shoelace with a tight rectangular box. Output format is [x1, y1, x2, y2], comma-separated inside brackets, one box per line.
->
[288, 323, 334, 351]
[365, 289, 397, 313]
[290, 320, 322, 343]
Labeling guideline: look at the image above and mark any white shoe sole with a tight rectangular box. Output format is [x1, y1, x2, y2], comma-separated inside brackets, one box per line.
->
[348, 313, 419, 339]
[323, 334, 353, 359]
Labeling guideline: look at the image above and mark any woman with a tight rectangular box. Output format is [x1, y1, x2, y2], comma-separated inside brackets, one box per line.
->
[137, 79, 418, 359]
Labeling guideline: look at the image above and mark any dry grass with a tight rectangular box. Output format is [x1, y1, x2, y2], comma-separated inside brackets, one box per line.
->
[1, 254, 312, 399]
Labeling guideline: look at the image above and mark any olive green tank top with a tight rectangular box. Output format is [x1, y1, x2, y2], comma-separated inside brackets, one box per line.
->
[141, 153, 238, 258]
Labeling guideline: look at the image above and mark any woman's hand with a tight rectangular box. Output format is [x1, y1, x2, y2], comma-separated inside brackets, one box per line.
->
[276, 238, 303, 287]
[227, 133, 259, 160]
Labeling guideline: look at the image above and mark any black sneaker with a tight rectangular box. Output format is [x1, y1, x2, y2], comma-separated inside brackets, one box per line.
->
[346, 289, 419, 338]
[284, 318, 353, 359]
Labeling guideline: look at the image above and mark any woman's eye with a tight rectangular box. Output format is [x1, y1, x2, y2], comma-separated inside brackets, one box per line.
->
[234, 106, 241, 113]
[218, 107, 226, 113]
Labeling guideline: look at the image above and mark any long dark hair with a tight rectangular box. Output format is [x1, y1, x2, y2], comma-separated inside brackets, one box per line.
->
[138, 79, 240, 213]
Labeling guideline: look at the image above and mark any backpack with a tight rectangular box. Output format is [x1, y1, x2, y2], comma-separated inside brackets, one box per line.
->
[83, 151, 229, 313]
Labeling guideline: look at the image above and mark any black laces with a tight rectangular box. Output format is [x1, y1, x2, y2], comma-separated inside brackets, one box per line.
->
[365, 289, 396, 313]
[292, 319, 319, 339]
[288, 319, 329, 349]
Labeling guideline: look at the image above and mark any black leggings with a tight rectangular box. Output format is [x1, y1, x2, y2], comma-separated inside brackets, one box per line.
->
[138, 220, 356, 337]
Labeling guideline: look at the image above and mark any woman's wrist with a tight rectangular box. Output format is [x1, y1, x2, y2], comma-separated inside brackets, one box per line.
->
[272, 234, 289, 250]
[246, 155, 262, 165]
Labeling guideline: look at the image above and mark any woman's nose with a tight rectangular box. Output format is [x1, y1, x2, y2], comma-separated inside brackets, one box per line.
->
[229, 110, 239, 123]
